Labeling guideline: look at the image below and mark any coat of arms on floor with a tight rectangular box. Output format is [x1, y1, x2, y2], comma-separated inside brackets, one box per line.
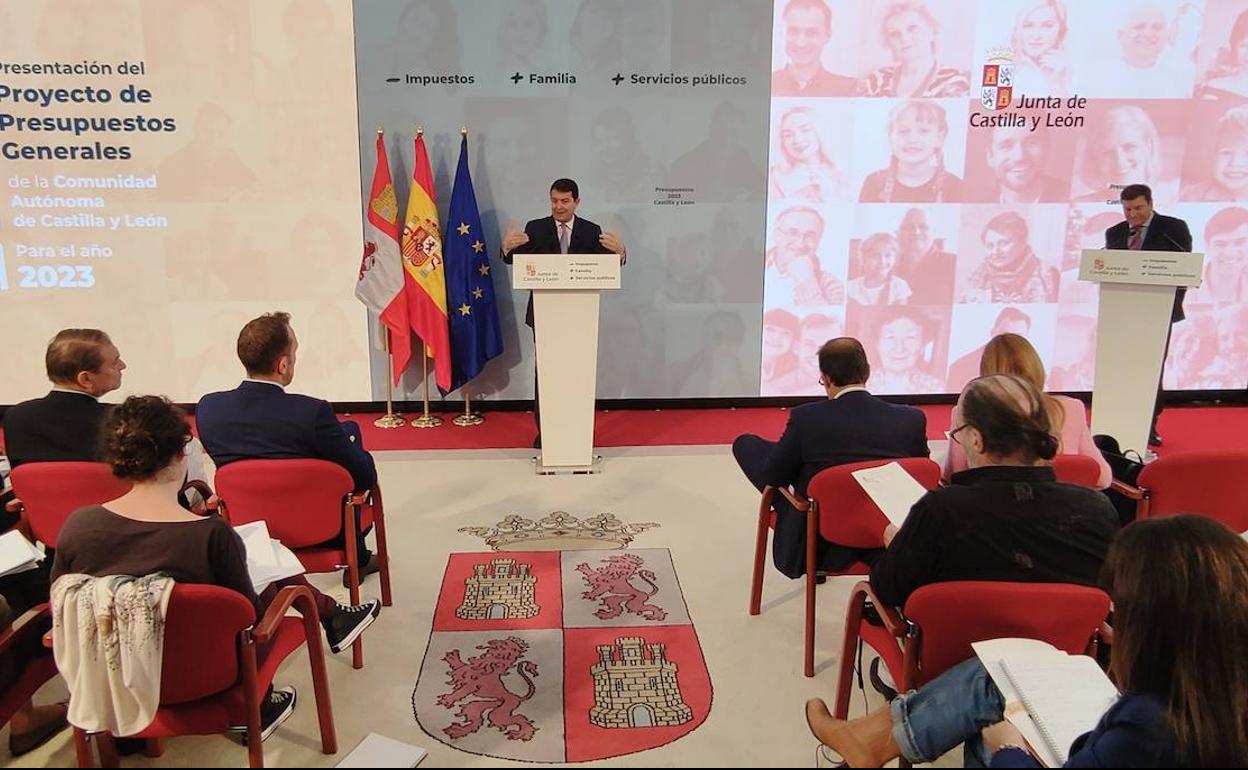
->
[458, 511, 660, 551]
[412, 549, 711, 762]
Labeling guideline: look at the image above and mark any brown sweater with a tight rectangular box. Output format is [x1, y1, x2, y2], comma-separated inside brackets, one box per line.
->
[51, 505, 257, 607]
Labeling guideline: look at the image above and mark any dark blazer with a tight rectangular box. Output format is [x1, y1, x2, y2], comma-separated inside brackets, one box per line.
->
[762, 390, 929, 578]
[2, 391, 109, 467]
[196, 381, 376, 491]
[1104, 212, 1193, 322]
[502, 216, 612, 327]
[765, 390, 930, 497]
[990, 692, 1178, 767]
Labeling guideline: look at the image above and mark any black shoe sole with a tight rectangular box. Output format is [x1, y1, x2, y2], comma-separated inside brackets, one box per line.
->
[868, 657, 898, 702]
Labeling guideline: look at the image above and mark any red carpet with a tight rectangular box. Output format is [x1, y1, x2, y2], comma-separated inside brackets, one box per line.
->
[345, 404, 1248, 455]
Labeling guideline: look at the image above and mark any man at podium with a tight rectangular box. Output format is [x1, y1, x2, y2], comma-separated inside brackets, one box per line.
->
[501, 178, 627, 446]
[1103, 183, 1192, 446]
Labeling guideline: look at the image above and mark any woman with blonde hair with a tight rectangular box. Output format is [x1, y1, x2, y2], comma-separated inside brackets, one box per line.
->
[768, 106, 846, 203]
[1010, 0, 1070, 96]
[858, 0, 969, 97]
[1076, 106, 1175, 203]
[942, 333, 1110, 487]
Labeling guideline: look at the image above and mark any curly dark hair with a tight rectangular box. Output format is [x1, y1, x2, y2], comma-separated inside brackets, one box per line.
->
[99, 396, 191, 480]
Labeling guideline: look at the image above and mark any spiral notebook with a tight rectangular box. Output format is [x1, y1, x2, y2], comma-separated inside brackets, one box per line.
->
[974, 638, 1118, 767]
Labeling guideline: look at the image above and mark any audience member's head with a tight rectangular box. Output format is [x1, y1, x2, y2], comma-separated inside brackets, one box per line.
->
[979, 333, 1065, 438]
[100, 395, 191, 483]
[979, 333, 1045, 387]
[45, 328, 126, 397]
[817, 337, 870, 392]
[954, 373, 1058, 467]
[237, 311, 297, 385]
[1101, 514, 1248, 766]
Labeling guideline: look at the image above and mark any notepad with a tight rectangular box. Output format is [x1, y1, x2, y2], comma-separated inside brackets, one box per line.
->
[233, 521, 305, 594]
[0, 529, 44, 578]
[336, 733, 427, 768]
[974, 638, 1118, 767]
[850, 462, 928, 527]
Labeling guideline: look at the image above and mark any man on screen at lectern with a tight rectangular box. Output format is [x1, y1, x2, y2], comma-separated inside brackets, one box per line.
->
[501, 178, 627, 448]
[1103, 183, 1192, 447]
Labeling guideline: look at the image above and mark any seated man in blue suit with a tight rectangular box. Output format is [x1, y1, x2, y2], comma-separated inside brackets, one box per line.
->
[197, 311, 380, 585]
[733, 337, 930, 579]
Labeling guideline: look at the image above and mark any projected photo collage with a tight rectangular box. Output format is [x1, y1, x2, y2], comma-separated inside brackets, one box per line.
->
[761, 0, 1248, 395]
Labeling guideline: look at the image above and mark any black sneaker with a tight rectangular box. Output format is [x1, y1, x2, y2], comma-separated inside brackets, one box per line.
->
[231, 685, 296, 743]
[342, 552, 380, 588]
[323, 599, 381, 654]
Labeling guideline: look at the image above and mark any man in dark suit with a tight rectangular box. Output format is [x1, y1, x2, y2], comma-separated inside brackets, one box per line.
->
[3, 329, 123, 469]
[1104, 183, 1193, 446]
[501, 178, 626, 446]
[733, 338, 930, 579]
[196, 311, 379, 583]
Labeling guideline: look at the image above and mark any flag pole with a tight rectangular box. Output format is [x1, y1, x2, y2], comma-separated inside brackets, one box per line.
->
[409, 126, 444, 429]
[374, 327, 406, 428]
[451, 125, 484, 428]
[411, 351, 442, 427]
[453, 384, 484, 426]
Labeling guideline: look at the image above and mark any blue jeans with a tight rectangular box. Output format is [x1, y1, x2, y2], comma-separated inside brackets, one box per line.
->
[890, 658, 1006, 767]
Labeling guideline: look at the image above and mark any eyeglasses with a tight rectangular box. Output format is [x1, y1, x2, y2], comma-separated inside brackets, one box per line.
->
[945, 424, 970, 443]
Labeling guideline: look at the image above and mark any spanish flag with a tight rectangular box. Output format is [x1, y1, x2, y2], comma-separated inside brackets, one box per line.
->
[355, 131, 411, 386]
[401, 133, 452, 392]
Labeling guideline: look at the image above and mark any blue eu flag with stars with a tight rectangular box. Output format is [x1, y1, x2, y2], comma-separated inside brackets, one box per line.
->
[443, 134, 503, 394]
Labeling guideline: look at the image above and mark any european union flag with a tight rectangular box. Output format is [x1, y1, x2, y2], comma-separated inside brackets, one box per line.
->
[443, 134, 503, 394]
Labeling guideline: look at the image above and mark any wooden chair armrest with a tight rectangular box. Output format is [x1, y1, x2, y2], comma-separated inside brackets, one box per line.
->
[4, 497, 22, 515]
[762, 484, 810, 513]
[850, 581, 909, 637]
[0, 603, 50, 655]
[1110, 479, 1145, 499]
[252, 585, 320, 644]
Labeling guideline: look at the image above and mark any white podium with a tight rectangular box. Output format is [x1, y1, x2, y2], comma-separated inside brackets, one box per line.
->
[512, 253, 621, 473]
[1080, 248, 1203, 454]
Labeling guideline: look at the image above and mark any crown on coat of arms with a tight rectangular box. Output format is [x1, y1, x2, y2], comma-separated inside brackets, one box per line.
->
[459, 511, 660, 551]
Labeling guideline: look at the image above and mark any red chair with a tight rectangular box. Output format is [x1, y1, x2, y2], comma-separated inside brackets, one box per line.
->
[1051, 454, 1104, 488]
[749, 458, 941, 678]
[214, 459, 393, 669]
[833, 581, 1110, 733]
[70, 584, 336, 769]
[1114, 450, 1248, 530]
[9, 463, 131, 547]
[0, 604, 60, 743]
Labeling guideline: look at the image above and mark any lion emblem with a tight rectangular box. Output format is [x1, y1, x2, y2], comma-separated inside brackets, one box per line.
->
[436, 637, 540, 741]
[358, 241, 377, 280]
[576, 554, 667, 621]
[402, 220, 443, 272]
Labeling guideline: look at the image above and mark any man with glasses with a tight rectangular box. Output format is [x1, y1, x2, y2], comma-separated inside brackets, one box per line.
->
[732, 337, 929, 579]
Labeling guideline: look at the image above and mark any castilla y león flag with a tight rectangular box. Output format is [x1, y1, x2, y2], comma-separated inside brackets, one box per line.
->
[356, 132, 411, 386]
[401, 133, 452, 392]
